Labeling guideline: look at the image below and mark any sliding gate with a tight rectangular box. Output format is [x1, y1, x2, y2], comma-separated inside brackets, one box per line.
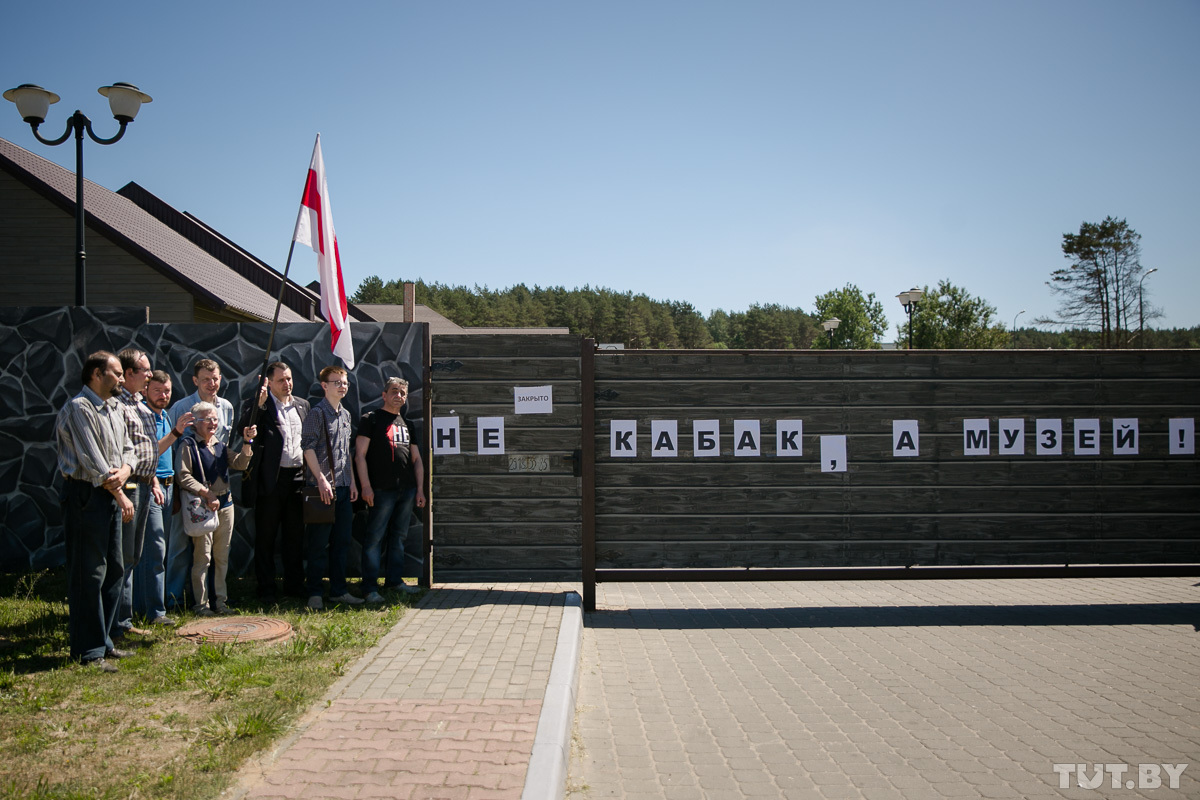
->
[584, 349, 1200, 610]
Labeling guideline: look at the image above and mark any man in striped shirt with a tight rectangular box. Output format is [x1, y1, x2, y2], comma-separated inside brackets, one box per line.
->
[114, 348, 161, 640]
[56, 351, 138, 672]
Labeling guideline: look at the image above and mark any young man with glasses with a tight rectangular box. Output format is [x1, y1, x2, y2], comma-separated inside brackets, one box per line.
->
[302, 365, 362, 610]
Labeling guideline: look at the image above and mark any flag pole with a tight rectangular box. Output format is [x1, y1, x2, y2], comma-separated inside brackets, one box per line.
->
[246, 238, 298, 434]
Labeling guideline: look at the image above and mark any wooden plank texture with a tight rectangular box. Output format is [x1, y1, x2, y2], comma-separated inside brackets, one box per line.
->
[428, 335, 584, 580]
[592, 350, 1200, 574]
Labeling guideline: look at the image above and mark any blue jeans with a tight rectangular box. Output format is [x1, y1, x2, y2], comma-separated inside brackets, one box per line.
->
[361, 487, 416, 589]
[62, 478, 123, 662]
[306, 486, 354, 597]
[115, 481, 150, 636]
[133, 483, 171, 621]
[164, 503, 192, 609]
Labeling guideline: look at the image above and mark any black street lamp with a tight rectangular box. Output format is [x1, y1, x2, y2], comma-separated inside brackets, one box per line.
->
[896, 287, 923, 349]
[821, 317, 841, 348]
[1011, 310, 1025, 349]
[4, 82, 152, 306]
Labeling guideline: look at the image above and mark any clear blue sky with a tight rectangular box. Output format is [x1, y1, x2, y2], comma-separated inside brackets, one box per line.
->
[4, 1, 1197, 338]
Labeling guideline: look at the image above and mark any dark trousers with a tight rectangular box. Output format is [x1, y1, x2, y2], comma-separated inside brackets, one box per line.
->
[63, 478, 123, 663]
[253, 467, 305, 597]
[306, 486, 354, 597]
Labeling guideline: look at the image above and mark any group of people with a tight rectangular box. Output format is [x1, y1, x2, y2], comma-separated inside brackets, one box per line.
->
[55, 351, 425, 672]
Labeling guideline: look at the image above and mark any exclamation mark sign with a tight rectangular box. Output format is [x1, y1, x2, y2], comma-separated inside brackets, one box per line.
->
[1169, 418, 1195, 455]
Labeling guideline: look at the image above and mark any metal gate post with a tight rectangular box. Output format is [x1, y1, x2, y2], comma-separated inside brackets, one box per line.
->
[581, 338, 596, 612]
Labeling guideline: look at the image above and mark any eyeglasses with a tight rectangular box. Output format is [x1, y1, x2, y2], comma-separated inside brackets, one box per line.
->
[323, 380, 349, 388]
[196, 417, 219, 425]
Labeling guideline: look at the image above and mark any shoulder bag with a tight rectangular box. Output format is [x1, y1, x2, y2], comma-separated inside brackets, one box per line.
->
[181, 438, 220, 536]
[301, 406, 338, 525]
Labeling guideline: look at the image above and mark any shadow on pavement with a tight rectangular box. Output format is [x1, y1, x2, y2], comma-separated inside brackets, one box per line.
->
[423, 586, 575, 610]
[585, 603, 1200, 630]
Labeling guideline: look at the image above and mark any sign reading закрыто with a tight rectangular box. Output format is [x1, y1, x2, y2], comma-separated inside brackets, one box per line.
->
[514, 385, 553, 415]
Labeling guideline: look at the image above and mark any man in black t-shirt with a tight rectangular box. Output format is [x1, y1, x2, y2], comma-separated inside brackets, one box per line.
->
[354, 377, 426, 601]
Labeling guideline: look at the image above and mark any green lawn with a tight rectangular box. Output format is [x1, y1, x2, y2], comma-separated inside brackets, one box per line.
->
[0, 568, 416, 800]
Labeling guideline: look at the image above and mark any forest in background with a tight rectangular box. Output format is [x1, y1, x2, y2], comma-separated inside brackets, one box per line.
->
[350, 276, 1198, 350]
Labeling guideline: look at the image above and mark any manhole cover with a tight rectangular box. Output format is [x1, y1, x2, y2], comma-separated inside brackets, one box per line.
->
[176, 616, 294, 644]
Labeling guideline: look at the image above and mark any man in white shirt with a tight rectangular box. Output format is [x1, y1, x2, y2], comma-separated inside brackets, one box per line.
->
[240, 362, 310, 603]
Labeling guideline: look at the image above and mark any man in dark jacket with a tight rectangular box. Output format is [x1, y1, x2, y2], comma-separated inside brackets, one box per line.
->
[240, 362, 310, 603]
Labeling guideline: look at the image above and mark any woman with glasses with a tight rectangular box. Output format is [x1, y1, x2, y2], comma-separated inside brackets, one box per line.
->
[179, 401, 256, 616]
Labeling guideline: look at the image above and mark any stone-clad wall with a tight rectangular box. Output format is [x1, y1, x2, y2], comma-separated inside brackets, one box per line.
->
[0, 306, 425, 576]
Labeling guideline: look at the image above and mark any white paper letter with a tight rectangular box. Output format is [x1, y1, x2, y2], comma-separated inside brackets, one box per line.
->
[1037, 419, 1062, 456]
[999, 419, 1025, 456]
[820, 435, 847, 473]
[1074, 419, 1100, 456]
[477, 416, 505, 455]
[1112, 418, 1139, 455]
[693, 420, 720, 457]
[650, 420, 677, 458]
[432, 416, 460, 455]
[610, 420, 637, 458]
[963, 419, 990, 456]
[733, 420, 761, 457]
[893, 420, 919, 457]
[1169, 418, 1196, 455]
[776, 420, 803, 457]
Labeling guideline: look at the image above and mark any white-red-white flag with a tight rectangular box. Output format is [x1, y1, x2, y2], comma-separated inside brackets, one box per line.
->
[293, 134, 354, 368]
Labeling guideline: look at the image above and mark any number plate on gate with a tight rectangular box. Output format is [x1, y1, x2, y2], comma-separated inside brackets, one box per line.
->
[508, 454, 551, 473]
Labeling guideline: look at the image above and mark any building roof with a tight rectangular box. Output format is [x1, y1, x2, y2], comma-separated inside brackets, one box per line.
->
[354, 303, 570, 336]
[0, 136, 308, 322]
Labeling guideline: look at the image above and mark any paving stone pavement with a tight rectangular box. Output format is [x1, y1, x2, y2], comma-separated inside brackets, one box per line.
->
[567, 579, 1200, 800]
[234, 583, 574, 800]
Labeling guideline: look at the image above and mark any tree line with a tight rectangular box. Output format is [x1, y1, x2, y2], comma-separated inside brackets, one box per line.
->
[350, 217, 1190, 350]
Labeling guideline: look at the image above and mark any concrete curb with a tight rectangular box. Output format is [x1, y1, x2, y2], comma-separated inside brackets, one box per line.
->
[522, 591, 583, 800]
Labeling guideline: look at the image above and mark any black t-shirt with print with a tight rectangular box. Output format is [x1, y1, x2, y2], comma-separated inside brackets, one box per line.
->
[357, 409, 417, 491]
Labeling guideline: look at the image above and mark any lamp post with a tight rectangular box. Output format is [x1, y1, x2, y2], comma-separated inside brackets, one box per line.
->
[4, 82, 152, 306]
[821, 317, 841, 349]
[1011, 310, 1025, 349]
[896, 287, 923, 349]
[1138, 268, 1158, 344]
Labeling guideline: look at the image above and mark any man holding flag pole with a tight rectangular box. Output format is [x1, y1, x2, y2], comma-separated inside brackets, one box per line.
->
[243, 134, 356, 603]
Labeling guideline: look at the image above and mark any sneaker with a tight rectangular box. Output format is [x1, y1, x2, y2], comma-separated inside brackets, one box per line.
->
[106, 647, 134, 660]
[364, 591, 385, 603]
[85, 657, 117, 673]
[401, 583, 422, 595]
[193, 606, 215, 617]
[214, 604, 235, 616]
[329, 593, 365, 606]
[150, 615, 177, 627]
[307, 595, 324, 611]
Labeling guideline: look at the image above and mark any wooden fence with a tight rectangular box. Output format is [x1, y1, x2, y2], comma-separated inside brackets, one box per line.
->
[583, 349, 1199, 609]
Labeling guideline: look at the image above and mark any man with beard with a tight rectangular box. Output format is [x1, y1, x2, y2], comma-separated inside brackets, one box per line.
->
[55, 351, 138, 671]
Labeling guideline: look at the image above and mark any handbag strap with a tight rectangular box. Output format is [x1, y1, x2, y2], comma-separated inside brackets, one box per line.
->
[312, 404, 338, 485]
[186, 436, 210, 489]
